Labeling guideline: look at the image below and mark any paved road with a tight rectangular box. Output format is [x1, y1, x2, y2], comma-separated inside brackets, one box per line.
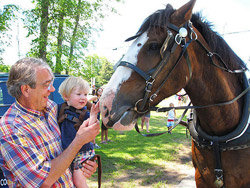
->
[175, 168, 196, 188]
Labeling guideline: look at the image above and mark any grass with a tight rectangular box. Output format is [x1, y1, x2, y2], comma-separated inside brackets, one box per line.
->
[87, 102, 193, 188]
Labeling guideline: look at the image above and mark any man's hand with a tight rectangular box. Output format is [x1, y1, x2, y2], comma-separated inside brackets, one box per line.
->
[81, 160, 98, 178]
[75, 119, 100, 146]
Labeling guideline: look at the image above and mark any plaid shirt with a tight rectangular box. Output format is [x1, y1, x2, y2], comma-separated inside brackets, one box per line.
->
[0, 100, 74, 188]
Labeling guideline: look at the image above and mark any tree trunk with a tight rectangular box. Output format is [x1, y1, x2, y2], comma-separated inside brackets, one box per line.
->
[55, 11, 64, 74]
[68, 0, 81, 68]
[39, 0, 49, 61]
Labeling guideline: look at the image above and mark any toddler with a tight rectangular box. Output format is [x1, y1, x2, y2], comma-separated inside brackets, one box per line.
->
[58, 76, 99, 188]
[166, 103, 176, 134]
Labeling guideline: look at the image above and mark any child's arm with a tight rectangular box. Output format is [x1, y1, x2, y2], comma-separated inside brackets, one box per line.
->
[89, 101, 100, 125]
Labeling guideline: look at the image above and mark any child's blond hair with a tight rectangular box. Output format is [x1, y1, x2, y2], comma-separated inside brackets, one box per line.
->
[169, 102, 174, 107]
[58, 76, 90, 100]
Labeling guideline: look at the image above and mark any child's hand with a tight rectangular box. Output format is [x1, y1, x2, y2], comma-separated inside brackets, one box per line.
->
[90, 102, 100, 115]
[89, 102, 100, 125]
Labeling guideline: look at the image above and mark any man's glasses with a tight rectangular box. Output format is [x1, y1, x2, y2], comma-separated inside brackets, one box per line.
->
[47, 81, 53, 91]
[42, 80, 54, 91]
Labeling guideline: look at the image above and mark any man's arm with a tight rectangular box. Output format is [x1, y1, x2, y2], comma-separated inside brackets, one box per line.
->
[40, 119, 100, 187]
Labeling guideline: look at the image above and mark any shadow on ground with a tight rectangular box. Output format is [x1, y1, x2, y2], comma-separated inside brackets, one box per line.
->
[87, 141, 194, 188]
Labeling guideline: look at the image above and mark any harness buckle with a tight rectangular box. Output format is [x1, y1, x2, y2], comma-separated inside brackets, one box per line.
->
[188, 21, 197, 40]
[214, 169, 223, 177]
[150, 94, 157, 102]
[146, 78, 155, 92]
[175, 34, 182, 45]
[160, 30, 173, 58]
[207, 52, 214, 57]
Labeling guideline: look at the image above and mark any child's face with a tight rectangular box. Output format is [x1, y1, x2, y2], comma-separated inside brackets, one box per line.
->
[65, 86, 88, 109]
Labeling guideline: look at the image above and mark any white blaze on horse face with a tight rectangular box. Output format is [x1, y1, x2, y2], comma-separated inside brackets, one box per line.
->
[100, 31, 149, 128]
[102, 32, 149, 97]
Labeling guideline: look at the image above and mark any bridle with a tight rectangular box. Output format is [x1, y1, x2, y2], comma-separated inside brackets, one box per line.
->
[118, 21, 247, 115]
[118, 21, 196, 114]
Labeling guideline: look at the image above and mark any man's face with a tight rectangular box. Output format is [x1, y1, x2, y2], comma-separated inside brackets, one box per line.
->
[28, 67, 55, 111]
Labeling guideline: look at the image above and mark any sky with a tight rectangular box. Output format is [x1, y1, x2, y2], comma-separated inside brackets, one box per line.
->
[2, 0, 250, 67]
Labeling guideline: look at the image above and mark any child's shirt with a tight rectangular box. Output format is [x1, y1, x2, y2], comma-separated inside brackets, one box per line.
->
[168, 109, 175, 121]
[57, 103, 94, 153]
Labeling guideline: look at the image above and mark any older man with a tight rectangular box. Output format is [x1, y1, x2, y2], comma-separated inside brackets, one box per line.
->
[0, 58, 99, 187]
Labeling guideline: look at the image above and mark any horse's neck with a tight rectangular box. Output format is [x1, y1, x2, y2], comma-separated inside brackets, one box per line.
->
[185, 64, 243, 136]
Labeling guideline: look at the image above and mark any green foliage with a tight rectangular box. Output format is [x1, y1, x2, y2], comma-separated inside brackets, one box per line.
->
[0, 4, 19, 32]
[80, 54, 101, 81]
[73, 54, 114, 88]
[96, 57, 114, 87]
[0, 64, 10, 72]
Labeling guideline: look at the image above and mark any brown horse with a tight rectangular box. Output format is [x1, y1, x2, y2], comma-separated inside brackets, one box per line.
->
[100, 0, 250, 187]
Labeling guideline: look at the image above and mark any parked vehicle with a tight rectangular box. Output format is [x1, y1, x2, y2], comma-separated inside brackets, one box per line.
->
[0, 73, 68, 187]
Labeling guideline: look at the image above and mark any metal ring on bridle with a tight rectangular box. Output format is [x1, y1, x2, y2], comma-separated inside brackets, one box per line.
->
[134, 99, 149, 114]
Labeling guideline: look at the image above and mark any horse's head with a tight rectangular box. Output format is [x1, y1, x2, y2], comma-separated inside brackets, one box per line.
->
[100, 0, 196, 130]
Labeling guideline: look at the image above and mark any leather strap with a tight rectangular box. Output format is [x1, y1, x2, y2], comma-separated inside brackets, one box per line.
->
[58, 102, 93, 130]
[118, 61, 151, 81]
[89, 154, 102, 188]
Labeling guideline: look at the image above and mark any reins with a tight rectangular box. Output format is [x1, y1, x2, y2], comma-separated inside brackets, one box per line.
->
[135, 79, 250, 137]
[150, 85, 250, 113]
[135, 102, 191, 137]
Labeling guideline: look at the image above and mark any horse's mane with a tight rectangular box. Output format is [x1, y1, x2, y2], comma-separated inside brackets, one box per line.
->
[126, 4, 175, 41]
[137, 4, 175, 35]
[133, 4, 247, 71]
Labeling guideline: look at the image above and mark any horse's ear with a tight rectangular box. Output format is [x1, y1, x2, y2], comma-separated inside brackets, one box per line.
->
[170, 0, 196, 26]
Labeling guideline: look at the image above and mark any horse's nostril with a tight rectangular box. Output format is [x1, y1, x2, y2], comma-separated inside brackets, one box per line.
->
[105, 108, 109, 118]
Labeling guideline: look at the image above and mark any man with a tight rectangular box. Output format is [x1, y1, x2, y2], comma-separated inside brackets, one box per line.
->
[0, 58, 99, 187]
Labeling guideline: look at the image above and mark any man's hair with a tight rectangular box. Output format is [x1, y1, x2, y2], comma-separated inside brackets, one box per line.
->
[7, 57, 54, 99]
[58, 76, 90, 100]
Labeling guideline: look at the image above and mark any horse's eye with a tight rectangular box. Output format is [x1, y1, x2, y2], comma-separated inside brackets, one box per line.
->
[148, 43, 159, 51]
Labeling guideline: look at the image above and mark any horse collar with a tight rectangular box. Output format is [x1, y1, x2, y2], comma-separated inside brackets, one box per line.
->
[189, 73, 250, 188]
[189, 73, 250, 147]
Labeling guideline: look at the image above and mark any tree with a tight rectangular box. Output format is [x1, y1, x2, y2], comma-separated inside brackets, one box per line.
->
[22, 0, 51, 63]
[96, 57, 114, 87]
[66, 0, 82, 74]
[23, 0, 121, 73]
[39, 0, 50, 61]
[76, 54, 102, 83]
[0, 64, 10, 72]
[72, 54, 114, 88]
[54, 0, 67, 73]
[0, 4, 19, 64]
